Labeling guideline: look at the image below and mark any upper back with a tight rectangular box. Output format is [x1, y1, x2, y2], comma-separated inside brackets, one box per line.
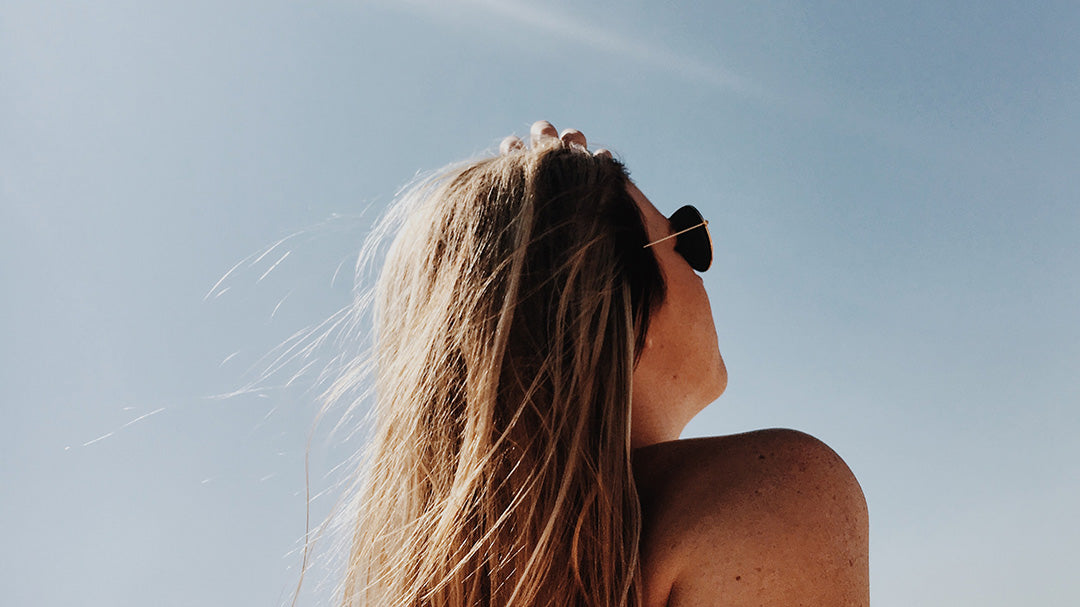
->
[632, 429, 869, 607]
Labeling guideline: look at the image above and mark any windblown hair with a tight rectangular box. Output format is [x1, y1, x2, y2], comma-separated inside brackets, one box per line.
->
[338, 141, 665, 606]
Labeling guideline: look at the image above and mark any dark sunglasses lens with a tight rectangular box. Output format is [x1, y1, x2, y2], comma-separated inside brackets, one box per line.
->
[669, 205, 712, 272]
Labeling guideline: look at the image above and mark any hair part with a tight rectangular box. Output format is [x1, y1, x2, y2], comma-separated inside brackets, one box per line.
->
[337, 142, 665, 606]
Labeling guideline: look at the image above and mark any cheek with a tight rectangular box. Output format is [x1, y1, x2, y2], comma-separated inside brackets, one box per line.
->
[672, 273, 713, 330]
[650, 279, 713, 361]
[675, 274, 723, 373]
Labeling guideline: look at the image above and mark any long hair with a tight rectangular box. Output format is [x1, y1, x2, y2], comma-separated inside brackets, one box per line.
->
[336, 141, 665, 606]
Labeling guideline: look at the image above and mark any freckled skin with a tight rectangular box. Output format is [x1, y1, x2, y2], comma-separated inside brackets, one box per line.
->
[628, 183, 726, 450]
[627, 185, 869, 606]
[633, 430, 869, 607]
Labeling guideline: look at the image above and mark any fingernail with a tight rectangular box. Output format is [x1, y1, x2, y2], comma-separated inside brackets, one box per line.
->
[500, 136, 524, 155]
[560, 129, 586, 148]
[530, 120, 558, 145]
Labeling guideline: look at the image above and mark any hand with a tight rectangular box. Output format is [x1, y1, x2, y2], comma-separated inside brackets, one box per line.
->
[499, 120, 612, 159]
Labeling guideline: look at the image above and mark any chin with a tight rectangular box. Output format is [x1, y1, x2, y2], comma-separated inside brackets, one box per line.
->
[689, 362, 727, 418]
[711, 355, 728, 400]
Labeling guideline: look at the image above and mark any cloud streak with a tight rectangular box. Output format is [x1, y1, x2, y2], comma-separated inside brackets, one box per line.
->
[387, 0, 936, 153]
[393, 0, 765, 99]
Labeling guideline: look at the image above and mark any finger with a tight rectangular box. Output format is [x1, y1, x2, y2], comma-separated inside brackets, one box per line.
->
[593, 148, 612, 160]
[500, 135, 524, 155]
[530, 120, 558, 147]
[560, 128, 586, 148]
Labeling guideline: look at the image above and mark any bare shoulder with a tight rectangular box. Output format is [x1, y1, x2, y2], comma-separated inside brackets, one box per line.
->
[633, 429, 869, 607]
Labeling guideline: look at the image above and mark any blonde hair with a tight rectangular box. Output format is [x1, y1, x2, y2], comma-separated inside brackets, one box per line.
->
[334, 141, 665, 606]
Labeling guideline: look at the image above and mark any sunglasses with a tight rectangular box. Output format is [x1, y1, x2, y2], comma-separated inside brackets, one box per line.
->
[642, 205, 713, 272]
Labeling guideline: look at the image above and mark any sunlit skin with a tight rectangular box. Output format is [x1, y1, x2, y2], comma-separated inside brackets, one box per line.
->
[627, 182, 727, 449]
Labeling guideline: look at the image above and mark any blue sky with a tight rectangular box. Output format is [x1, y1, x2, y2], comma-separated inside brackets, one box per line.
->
[3, 1, 1078, 605]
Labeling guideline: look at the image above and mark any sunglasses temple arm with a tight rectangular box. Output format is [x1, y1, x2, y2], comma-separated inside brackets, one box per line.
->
[642, 220, 709, 249]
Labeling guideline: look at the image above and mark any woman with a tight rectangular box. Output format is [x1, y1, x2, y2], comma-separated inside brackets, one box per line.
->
[334, 121, 868, 606]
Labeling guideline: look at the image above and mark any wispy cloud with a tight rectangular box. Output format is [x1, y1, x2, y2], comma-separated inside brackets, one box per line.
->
[392, 0, 765, 99]
[386, 0, 936, 153]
